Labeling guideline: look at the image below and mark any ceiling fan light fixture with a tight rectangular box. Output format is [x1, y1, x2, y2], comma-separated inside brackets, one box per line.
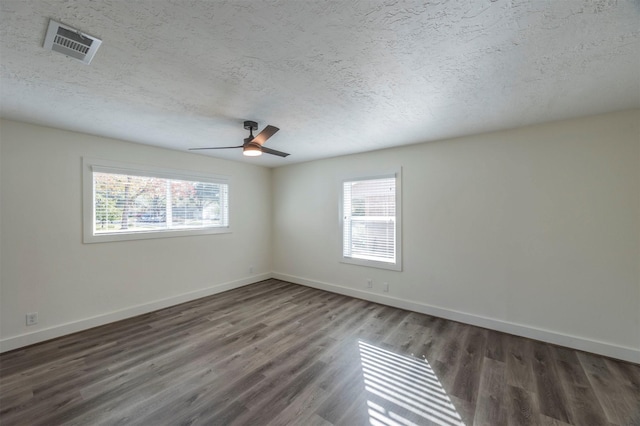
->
[243, 142, 262, 157]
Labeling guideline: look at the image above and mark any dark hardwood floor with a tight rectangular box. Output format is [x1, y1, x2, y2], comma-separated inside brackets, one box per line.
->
[1, 279, 639, 425]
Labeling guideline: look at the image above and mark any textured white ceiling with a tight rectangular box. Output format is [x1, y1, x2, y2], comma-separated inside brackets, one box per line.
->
[1, 1, 639, 167]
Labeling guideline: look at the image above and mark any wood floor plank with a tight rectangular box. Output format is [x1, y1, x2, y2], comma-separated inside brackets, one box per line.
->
[450, 327, 486, 404]
[266, 382, 330, 425]
[222, 361, 329, 425]
[485, 329, 508, 362]
[1, 279, 638, 426]
[578, 351, 640, 426]
[473, 357, 507, 426]
[432, 322, 469, 391]
[298, 413, 333, 426]
[506, 385, 540, 426]
[554, 354, 608, 426]
[332, 391, 370, 426]
[313, 364, 364, 425]
[538, 413, 574, 426]
[381, 312, 433, 358]
[448, 394, 475, 426]
[506, 335, 536, 393]
[604, 357, 640, 425]
[531, 341, 573, 424]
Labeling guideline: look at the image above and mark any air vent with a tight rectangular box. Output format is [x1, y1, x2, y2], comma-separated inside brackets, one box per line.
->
[43, 20, 102, 65]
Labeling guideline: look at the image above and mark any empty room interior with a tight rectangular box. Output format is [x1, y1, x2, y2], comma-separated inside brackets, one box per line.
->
[0, 1, 639, 425]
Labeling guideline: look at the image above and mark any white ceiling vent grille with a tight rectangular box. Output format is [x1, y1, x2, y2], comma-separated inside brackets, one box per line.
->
[43, 20, 102, 65]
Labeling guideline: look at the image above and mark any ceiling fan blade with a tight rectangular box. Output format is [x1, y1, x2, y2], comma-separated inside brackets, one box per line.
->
[251, 125, 279, 146]
[189, 145, 243, 150]
[260, 146, 290, 157]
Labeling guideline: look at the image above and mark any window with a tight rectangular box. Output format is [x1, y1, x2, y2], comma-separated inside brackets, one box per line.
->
[341, 169, 401, 271]
[83, 158, 230, 243]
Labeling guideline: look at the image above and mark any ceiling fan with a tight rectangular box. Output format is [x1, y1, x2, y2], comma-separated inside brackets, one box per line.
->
[189, 120, 289, 157]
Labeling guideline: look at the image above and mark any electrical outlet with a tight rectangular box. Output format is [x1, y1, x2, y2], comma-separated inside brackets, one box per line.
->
[383, 282, 389, 292]
[366, 279, 373, 288]
[249, 265, 254, 274]
[26, 312, 38, 326]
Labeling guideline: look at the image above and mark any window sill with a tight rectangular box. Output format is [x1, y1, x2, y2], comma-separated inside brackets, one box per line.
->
[83, 227, 232, 243]
[340, 256, 402, 271]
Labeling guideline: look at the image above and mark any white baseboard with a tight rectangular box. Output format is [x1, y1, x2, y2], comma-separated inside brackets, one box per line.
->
[272, 272, 640, 364]
[0, 273, 270, 353]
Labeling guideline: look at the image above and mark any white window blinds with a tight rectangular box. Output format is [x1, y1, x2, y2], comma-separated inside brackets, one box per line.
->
[343, 175, 397, 265]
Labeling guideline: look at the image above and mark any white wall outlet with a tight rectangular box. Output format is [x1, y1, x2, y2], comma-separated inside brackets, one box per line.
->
[367, 278, 373, 288]
[26, 312, 38, 326]
[383, 282, 389, 292]
[249, 265, 254, 274]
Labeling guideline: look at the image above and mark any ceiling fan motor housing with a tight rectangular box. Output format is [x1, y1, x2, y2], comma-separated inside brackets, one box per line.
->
[243, 120, 258, 131]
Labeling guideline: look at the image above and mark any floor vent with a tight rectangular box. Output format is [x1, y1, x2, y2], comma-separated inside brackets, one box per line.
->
[43, 20, 102, 65]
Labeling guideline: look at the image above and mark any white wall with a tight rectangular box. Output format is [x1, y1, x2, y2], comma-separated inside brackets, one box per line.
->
[272, 110, 640, 363]
[0, 119, 272, 351]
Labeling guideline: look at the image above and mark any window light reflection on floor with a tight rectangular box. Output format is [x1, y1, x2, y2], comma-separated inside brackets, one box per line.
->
[358, 340, 465, 426]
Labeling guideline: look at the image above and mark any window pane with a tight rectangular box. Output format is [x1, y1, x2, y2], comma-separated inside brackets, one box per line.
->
[350, 219, 395, 261]
[343, 176, 396, 264]
[169, 180, 228, 229]
[94, 172, 228, 235]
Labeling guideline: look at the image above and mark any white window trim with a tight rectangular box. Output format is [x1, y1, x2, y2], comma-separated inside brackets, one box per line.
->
[82, 157, 231, 243]
[339, 168, 402, 271]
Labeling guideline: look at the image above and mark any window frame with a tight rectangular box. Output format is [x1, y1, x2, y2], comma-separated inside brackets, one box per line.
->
[339, 168, 402, 271]
[82, 157, 231, 243]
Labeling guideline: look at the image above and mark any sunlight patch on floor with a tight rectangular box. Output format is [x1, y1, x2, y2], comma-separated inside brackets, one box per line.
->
[358, 340, 465, 426]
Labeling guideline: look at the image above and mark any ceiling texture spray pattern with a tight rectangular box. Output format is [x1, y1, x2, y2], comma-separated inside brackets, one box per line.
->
[1, 0, 638, 166]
